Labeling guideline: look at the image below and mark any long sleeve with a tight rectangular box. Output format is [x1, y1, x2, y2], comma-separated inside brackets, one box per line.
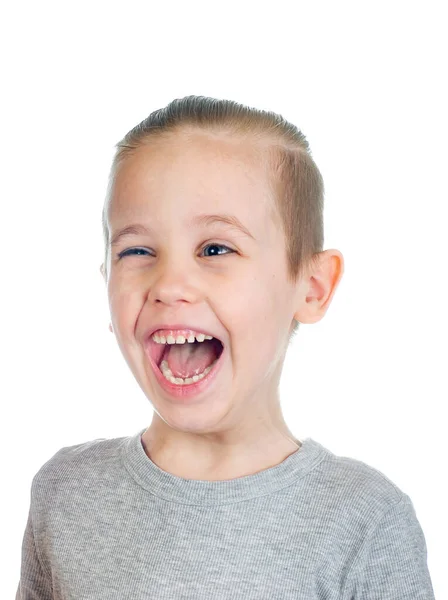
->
[344, 493, 435, 599]
[16, 507, 53, 600]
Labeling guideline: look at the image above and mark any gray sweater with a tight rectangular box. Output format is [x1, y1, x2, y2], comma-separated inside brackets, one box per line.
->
[16, 427, 435, 599]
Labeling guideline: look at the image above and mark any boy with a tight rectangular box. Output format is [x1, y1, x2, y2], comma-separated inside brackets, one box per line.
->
[16, 95, 435, 598]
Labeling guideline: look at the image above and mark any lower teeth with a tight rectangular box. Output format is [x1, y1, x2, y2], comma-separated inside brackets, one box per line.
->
[160, 358, 219, 385]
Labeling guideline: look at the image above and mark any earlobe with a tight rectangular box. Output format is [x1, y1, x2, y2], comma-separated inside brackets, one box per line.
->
[109, 323, 113, 333]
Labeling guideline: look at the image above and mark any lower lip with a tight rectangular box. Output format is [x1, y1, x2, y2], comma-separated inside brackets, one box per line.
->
[145, 343, 226, 402]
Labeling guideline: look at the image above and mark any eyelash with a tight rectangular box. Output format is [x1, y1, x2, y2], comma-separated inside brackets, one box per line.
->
[117, 243, 235, 260]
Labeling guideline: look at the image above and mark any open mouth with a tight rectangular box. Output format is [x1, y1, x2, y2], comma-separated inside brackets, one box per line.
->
[146, 336, 224, 373]
[144, 333, 226, 394]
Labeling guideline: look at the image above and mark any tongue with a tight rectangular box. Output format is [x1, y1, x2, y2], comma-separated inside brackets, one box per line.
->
[164, 340, 218, 379]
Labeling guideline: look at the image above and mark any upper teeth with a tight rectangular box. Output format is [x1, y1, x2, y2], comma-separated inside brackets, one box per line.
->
[152, 332, 214, 345]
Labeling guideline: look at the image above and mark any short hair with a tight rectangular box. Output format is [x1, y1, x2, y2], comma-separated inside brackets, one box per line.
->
[102, 95, 325, 342]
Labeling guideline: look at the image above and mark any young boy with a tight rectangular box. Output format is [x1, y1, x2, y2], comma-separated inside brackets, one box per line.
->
[16, 96, 435, 599]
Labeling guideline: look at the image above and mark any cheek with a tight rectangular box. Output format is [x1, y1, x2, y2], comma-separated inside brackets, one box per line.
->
[108, 287, 140, 332]
[224, 271, 290, 358]
[220, 275, 279, 342]
[237, 271, 282, 318]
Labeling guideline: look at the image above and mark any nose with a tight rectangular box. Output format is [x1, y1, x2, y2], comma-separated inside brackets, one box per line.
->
[147, 257, 200, 307]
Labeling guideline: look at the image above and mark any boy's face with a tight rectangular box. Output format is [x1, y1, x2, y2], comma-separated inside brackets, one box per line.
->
[103, 131, 305, 437]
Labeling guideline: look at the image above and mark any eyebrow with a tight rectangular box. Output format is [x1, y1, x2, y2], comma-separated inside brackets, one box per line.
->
[110, 213, 255, 246]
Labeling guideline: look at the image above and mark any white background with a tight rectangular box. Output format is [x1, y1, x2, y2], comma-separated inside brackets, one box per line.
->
[2, 1, 446, 597]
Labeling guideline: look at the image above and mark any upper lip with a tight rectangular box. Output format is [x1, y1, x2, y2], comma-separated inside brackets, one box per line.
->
[144, 324, 224, 346]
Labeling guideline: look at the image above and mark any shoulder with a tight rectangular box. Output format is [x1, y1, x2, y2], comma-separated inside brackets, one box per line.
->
[300, 439, 424, 575]
[30, 433, 130, 498]
[308, 439, 408, 520]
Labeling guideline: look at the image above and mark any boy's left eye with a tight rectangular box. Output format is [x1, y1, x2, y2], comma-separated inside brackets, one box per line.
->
[117, 243, 235, 260]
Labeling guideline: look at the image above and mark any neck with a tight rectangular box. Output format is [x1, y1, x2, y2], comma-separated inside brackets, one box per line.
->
[141, 428, 301, 481]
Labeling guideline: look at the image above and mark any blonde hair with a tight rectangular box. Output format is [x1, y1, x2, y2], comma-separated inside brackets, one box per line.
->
[102, 95, 325, 340]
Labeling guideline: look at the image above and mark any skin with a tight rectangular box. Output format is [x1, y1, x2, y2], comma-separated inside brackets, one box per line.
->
[100, 129, 344, 481]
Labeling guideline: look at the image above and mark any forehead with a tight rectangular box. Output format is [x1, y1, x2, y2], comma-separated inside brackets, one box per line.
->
[108, 131, 278, 227]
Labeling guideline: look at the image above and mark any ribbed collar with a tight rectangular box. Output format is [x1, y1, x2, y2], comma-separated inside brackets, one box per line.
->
[121, 427, 330, 505]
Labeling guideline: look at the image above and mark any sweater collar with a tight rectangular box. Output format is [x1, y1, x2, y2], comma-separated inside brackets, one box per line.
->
[121, 427, 330, 505]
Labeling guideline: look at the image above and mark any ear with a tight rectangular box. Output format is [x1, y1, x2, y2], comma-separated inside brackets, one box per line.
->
[293, 249, 344, 325]
[100, 263, 106, 281]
